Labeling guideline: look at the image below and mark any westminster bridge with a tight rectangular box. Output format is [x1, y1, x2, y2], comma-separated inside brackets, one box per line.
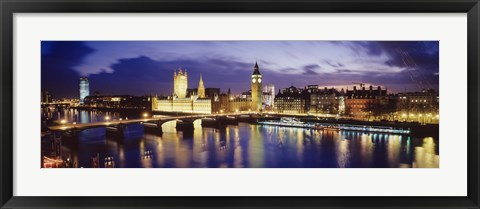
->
[47, 113, 259, 140]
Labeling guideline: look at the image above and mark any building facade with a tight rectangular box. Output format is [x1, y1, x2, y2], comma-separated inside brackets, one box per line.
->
[153, 68, 218, 114]
[154, 97, 215, 114]
[83, 95, 151, 109]
[263, 84, 275, 110]
[308, 87, 344, 116]
[344, 85, 392, 120]
[251, 62, 262, 112]
[274, 86, 310, 114]
[79, 77, 89, 104]
[174, 68, 188, 99]
[397, 89, 439, 124]
[197, 74, 206, 98]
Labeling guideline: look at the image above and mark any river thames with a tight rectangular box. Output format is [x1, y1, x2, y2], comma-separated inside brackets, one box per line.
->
[42, 109, 439, 168]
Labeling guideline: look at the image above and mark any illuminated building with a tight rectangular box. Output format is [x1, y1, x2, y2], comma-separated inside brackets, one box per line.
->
[197, 74, 206, 98]
[174, 68, 188, 99]
[104, 156, 115, 168]
[42, 156, 64, 168]
[241, 90, 251, 99]
[154, 62, 264, 114]
[262, 84, 275, 110]
[41, 91, 52, 104]
[79, 77, 90, 104]
[42, 133, 67, 168]
[153, 69, 218, 114]
[217, 88, 251, 113]
[229, 97, 250, 112]
[84, 95, 151, 109]
[51, 98, 80, 106]
[274, 86, 310, 114]
[187, 88, 220, 100]
[154, 97, 216, 114]
[397, 89, 439, 124]
[309, 87, 344, 115]
[219, 89, 231, 112]
[251, 62, 262, 111]
[344, 85, 392, 120]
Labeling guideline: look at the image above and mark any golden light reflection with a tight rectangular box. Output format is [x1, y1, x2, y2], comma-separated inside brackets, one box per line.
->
[413, 137, 439, 168]
[336, 138, 349, 168]
[154, 135, 165, 167]
[46, 108, 440, 168]
[387, 135, 401, 167]
[192, 120, 206, 167]
[174, 131, 190, 168]
[359, 133, 374, 167]
[248, 124, 264, 168]
[277, 127, 285, 148]
[296, 129, 304, 162]
[119, 144, 125, 168]
[233, 126, 244, 168]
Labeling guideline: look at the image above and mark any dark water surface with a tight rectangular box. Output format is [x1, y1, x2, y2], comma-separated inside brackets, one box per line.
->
[42, 109, 439, 168]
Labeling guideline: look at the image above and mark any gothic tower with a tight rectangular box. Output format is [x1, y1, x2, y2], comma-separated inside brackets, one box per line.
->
[198, 74, 205, 98]
[251, 61, 262, 111]
[173, 68, 188, 99]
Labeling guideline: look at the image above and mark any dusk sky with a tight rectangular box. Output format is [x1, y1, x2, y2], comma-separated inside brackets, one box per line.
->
[41, 41, 439, 98]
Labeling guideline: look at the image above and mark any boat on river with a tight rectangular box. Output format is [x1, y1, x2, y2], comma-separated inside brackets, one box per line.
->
[259, 118, 409, 134]
[258, 117, 321, 129]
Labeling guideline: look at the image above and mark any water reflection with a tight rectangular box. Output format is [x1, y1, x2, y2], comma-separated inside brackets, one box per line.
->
[413, 137, 440, 168]
[42, 110, 440, 168]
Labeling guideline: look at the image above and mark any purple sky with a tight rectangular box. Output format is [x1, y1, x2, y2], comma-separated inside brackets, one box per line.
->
[41, 41, 439, 98]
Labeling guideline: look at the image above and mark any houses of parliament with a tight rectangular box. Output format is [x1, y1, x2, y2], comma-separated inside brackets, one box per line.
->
[151, 62, 266, 114]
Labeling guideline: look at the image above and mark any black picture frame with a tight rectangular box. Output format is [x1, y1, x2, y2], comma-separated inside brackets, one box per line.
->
[1, 0, 479, 208]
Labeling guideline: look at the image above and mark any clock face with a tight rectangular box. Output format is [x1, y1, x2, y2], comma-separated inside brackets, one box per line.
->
[252, 78, 256, 83]
[258, 78, 262, 83]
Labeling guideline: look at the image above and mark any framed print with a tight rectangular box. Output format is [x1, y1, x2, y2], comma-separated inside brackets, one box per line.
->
[1, 0, 479, 208]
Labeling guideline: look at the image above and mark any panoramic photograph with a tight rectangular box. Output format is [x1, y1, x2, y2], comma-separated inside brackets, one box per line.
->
[41, 41, 439, 168]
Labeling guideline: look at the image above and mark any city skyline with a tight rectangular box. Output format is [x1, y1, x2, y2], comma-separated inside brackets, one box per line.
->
[41, 41, 440, 169]
[41, 41, 439, 98]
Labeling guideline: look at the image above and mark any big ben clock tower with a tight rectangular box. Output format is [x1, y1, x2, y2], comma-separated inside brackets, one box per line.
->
[251, 61, 262, 112]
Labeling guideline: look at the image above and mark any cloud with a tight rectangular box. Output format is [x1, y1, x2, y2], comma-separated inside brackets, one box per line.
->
[42, 41, 440, 97]
[299, 64, 320, 75]
[303, 69, 318, 75]
[41, 41, 95, 98]
[335, 69, 354, 74]
[88, 56, 263, 96]
[303, 64, 321, 71]
[322, 60, 344, 68]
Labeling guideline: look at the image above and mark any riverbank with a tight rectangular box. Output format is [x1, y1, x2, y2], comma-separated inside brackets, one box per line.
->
[262, 115, 438, 138]
[71, 106, 150, 114]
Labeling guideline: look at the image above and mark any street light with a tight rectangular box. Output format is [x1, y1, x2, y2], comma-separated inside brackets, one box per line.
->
[143, 113, 149, 118]
[60, 119, 67, 124]
[105, 116, 110, 121]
